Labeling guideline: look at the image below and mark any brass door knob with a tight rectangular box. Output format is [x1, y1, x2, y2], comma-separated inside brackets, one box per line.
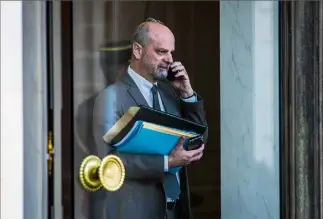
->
[79, 155, 125, 192]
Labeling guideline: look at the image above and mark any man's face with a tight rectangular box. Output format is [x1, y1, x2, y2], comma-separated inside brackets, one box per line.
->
[141, 29, 175, 81]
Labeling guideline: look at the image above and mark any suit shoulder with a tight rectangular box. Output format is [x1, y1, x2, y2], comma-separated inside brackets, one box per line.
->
[95, 84, 116, 103]
[95, 81, 128, 103]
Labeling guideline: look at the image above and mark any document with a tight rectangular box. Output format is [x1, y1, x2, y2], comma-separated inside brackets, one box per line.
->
[103, 105, 207, 173]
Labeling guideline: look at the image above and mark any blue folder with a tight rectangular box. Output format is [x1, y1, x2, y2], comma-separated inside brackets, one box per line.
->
[103, 106, 207, 174]
[113, 120, 198, 173]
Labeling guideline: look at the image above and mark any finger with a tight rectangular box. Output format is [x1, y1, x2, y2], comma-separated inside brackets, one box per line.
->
[188, 144, 204, 155]
[186, 152, 203, 164]
[197, 143, 205, 152]
[190, 152, 203, 162]
[170, 61, 182, 68]
[174, 71, 188, 80]
[176, 136, 186, 148]
[172, 65, 185, 73]
[191, 151, 203, 161]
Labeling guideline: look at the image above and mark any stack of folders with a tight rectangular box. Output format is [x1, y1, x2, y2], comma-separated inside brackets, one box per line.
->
[103, 105, 207, 174]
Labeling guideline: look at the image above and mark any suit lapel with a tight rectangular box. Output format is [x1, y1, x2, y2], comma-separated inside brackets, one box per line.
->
[158, 82, 179, 116]
[121, 73, 180, 115]
[122, 73, 149, 107]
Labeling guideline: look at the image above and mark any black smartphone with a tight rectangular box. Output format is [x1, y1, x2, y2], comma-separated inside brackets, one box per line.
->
[167, 67, 178, 81]
[186, 135, 204, 151]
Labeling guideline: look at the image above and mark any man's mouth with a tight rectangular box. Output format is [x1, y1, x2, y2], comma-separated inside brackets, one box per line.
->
[158, 66, 169, 70]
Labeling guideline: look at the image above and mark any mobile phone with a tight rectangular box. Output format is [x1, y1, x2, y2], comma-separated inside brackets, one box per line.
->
[167, 67, 178, 81]
[186, 135, 204, 151]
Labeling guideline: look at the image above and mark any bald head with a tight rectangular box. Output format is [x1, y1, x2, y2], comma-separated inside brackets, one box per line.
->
[131, 19, 174, 47]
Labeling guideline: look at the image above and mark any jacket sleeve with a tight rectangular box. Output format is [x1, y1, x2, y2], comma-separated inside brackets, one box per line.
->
[180, 93, 208, 144]
[92, 85, 165, 182]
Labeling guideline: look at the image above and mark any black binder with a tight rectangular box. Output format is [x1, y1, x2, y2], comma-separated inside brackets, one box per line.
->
[103, 105, 208, 146]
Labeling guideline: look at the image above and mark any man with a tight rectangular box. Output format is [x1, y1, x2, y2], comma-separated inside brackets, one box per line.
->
[92, 18, 207, 219]
[76, 40, 131, 155]
[75, 40, 132, 218]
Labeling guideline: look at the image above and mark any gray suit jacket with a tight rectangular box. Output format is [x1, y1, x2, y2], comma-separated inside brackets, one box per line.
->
[91, 72, 207, 219]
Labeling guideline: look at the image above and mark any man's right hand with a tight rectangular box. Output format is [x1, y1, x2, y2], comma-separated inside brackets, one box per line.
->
[168, 136, 205, 167]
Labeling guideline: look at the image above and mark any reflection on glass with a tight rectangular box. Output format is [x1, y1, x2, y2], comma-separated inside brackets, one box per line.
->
[72, 2, 219, 219]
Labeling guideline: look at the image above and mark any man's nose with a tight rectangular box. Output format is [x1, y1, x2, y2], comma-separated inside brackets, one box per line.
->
[164, 54, 173, 64]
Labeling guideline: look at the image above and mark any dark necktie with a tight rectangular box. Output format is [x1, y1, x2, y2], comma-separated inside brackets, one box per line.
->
[151, 84, 161, 111]
[164, 173, 180, 201]
[151, 85, 180, 200]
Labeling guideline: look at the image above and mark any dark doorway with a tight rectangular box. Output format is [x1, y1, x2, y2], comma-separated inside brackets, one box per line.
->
[59, 2, 220, 219]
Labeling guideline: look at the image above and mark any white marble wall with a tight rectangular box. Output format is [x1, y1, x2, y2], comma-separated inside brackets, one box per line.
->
[1, 2, 24, 219]
[220, 1, 280, 219]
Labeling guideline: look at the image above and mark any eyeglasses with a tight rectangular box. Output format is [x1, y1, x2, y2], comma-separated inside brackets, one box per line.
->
[145, 17, 164, 25]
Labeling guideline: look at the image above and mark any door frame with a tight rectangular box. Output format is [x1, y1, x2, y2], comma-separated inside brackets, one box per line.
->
[279, 2, 323, 219]
[49, 1, 74, 219]
[51, 1, 323, 219]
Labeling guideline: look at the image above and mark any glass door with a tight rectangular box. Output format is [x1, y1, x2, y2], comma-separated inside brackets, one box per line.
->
[60, 1, 220, 219]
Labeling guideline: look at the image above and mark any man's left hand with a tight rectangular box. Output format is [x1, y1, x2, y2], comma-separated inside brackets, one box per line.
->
[169, 62, 194, 98]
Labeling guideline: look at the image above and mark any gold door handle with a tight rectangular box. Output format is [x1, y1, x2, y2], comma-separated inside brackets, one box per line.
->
[48, 131, 54, 176]
[79, 155, 125, 192]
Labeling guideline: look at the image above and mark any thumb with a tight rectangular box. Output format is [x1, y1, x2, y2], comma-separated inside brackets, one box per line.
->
[176, 136, 186, 148]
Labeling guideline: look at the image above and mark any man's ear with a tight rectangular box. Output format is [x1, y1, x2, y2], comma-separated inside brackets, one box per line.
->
[132, 42, 143, 59]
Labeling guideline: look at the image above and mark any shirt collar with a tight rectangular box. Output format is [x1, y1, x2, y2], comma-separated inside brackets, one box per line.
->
[127, 66, 157, 91]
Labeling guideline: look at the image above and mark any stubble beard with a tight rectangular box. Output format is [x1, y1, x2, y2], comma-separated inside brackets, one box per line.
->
[142, 54, 167, 81]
